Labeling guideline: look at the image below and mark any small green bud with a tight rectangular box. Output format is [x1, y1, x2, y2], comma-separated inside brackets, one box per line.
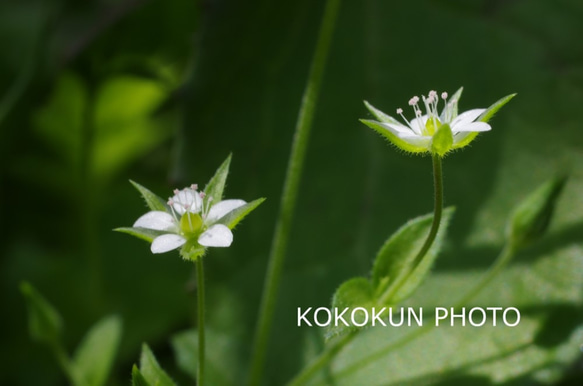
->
[507, 176, 567, 249]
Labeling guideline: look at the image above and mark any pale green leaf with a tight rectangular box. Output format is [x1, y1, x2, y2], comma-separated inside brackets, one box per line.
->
[71, 315, 122, 386]
[130, 180, 169, 212]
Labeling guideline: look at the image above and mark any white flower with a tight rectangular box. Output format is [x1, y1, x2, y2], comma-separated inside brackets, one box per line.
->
[133, 184, 246, 254]
[361, 88, 514, 155]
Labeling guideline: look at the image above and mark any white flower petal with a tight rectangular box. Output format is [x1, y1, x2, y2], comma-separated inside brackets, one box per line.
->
[198, 224, 233, 247]
[451, 108, 485, 127]
[133, 211, 176, 231]
[151, 234, 186, 254]
[398, 133, 431, 148]
[453, 121, 491, 133]
[377, 121, 414, 136]
[408, 115, 428, 135]
[206, 199, 247, 223]
[172, 189, 202, 215]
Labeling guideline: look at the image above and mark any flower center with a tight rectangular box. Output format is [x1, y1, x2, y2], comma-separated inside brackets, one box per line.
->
[397, 90, 449, 136]
[180, 212, 203, 236]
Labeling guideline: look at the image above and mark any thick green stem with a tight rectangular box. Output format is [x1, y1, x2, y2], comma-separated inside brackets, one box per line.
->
[247, 0, 341, 384]
[288, 154, 444, 383]
[196, 256, 206, 386]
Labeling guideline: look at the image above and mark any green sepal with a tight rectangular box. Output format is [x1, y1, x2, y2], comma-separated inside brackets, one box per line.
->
[451, 92, 516, 150]
[372, 207, 455, 304]
[138, 344, 176, 386]
[326, 277, 375, 339]
[180, 240, 206, 262]
[113, 227, 166, 243]
[214, 198, 266, 229]
[131, 365, 150, 386]
[71, 315, 122, 386]
[360, 119, 426, 154]
[430, 124, 453, 156]
[204, 154, 232, 207]
[130, 180, 169, 212]
[20, 281, 63, 345]
[363, 100, 403, 125]
[478, 93, 517, 123]
[508, 176, 567, 250]
[440, 87, 463, 121]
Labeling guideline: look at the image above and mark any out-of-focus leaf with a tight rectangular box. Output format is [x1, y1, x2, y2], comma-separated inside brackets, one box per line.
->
[508, 176, 567, 249]
[20, 281, 62, 345]
[129, 180, 170, 212]
[71, 315, 122, 386]
[131, 365, 149, 386]
[138, 344, 176, 386]
[171, 328, 242, 385]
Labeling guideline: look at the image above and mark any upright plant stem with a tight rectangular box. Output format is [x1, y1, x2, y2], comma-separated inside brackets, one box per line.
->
[289, 154, 444, 384]
[247, 0, 341, 384]
[196, 256, 206, 385]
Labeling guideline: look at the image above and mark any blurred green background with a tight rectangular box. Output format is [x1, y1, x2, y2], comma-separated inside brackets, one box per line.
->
[1, 0, 582, 385]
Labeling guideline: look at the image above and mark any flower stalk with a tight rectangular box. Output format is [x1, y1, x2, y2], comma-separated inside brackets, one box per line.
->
[196, 255, 206, 385]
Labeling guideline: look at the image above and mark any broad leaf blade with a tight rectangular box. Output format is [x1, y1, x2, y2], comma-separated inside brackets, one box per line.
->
[204, 154, 232, 205]
[215, 197, 266, 229]
[113, 227, 166, 243]
[20, 281, 62, 345]
[130, 180, 169, 212]
[372, 207, 455, 304]
[139, 344, 176, 386]
[71, 315, 122, 386]
[326, 277, 375, 339]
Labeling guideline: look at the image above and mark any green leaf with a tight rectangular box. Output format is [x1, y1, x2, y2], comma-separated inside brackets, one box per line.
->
[113, 227, 166, 243]
[508, 176, 567, 250]
[372, 207, 455, 304]
[204, 154, 232, 206]
[326, 277, 375, 339]
[138, 344, 176, 386]
[71, 315, 122, 386]
[131, 365, 150, 386]
[214, 197, 266, 229]
[360, 119, 427, 154]
[20, 281, 63, 345]
[130, 180, 169, 212]
[430, 124, 453, 156]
